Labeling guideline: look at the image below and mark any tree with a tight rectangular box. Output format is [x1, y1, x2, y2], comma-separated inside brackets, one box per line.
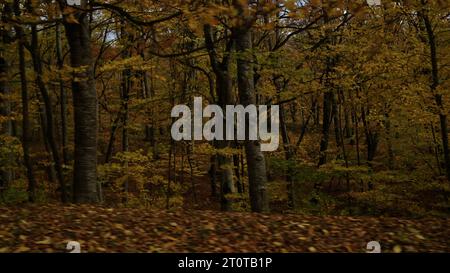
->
[204, 22, 237, 211]
[59, 0, 99, 203]
[10, 0, 37, 202]
[418, 0, 450, 180]
[233, 0, 269, 213]
[0, 50, 12, 192]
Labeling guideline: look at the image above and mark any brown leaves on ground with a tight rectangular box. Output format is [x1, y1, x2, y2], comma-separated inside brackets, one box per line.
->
[0, 204, 448, 253]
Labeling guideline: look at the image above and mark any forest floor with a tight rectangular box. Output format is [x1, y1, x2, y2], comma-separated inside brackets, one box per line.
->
[0, 204, 449, 253]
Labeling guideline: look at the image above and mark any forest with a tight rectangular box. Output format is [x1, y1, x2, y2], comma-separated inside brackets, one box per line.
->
[0, 0, 449, 253]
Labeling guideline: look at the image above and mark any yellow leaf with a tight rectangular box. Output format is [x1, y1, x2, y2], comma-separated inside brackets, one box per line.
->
[124, 230, 133, 236]
[0, 247, 10, 253]
[16, 246, 31, 252]
[114, 223, 124, 230]
[308, 246, 317, 253]
[393, 245, 402, 253]
[415, 234, 425, 240]
[273, 242, 283, 247]
[36, 237, 53, 245]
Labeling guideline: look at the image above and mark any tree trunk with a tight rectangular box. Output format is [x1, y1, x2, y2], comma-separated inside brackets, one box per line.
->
[62, 0, 99, 203]
[13, 0, 37, 202]
[29, 23, 67, 202]
[319, 91, 333, 166]
[332, 92, 341, 151]
[344, 94, 352, 139]
[233, 151, 243, 194]
[121, 69, 130, 203]
[234, 19, 269, 213]
[361, 105, 378, 164]
[384, 107, 395, 170]
[280, 102, 295, 209]
[0, 56, 12, 189]
[37, 102, 57, 185]
[296, 97, 315, 147]
[274, 77, 295, 209]
[56, 23, 70, 166]
[421, 8, 450, 180]
[204, 24, 236, 211]
[216, 71, 236, 211]
[208, 155, 218, 198]
[104, 112, 121, 164]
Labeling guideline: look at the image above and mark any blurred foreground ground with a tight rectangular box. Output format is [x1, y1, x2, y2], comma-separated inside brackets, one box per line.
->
[0, 204, 448, 253]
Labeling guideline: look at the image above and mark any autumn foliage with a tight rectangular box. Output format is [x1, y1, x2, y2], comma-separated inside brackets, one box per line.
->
[0, 0, 449, 253]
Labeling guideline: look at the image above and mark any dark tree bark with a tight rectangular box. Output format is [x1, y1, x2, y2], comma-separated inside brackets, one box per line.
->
[204, 24, 236, 211]
[354, 108, 361, 166]
[208, 155, 218, 198]
[361, 105, 379, 164]
[421, 6, 450, 180]
[61, 0, 99, 203]
[120, 22, 131, 204]
[233, 151, 243, 194]
[104, 112, 121, 164]
[384, 105, 395, 170]
[318, 91, 333, 166]
[29, 20, 67, 202]
[11, 0, 37, 202]
[56, 23, 70, 166]
[121, 77, 130, 204]
[344, 92, 353, 139]
[280, 103, 295, 208]
[332, 92, 341, 150]
[0, 56, 12, 189]
[142, 28, 160, 161]
[296, 97, 316, 147]
[274, 76, 295, 209]
[233, 5, 269, 212]
[36, 96, 57, 184]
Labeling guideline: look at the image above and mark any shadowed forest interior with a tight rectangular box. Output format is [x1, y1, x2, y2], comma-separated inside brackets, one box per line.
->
[0, 0, 449, 253]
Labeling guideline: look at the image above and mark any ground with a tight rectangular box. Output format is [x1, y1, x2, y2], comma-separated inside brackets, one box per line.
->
[0, 204, 448, 253]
